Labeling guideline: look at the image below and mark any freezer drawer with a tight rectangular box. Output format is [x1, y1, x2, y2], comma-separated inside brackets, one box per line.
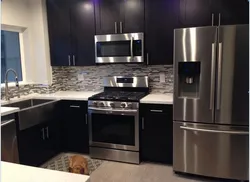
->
[173, 121, 249, 181]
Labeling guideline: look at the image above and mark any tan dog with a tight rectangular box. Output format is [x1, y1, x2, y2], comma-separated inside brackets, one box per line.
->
[68, 155, 89, 175]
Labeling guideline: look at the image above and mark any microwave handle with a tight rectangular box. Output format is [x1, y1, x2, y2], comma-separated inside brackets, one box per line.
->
[130, 37, 134, 58]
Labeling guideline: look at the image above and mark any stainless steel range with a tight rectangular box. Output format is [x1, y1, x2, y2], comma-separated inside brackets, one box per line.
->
[88, 76, 149, 164]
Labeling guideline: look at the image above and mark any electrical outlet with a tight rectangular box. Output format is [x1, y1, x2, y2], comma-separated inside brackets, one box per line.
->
[160, 73, 165, 83]
[78, 73, 84, 81]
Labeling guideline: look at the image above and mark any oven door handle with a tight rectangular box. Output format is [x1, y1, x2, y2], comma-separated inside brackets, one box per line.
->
[88, 107, 138, 113]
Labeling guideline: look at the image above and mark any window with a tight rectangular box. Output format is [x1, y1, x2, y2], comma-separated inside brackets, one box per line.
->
[1, 30, 23, 83]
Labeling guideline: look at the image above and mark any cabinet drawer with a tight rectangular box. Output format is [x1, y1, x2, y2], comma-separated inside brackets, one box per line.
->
[61, 100, 88, 111]
[140, 104, 173, 114]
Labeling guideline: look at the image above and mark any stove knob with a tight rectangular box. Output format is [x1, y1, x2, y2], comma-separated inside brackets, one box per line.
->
[127, 103, 132, 108]
[92, 101, 97, 106]
[109, 102, 115, 107]
[98, 102, 105, 107]
[120, 102, 127, 108]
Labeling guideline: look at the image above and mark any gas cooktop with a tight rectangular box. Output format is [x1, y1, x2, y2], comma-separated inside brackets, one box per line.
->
[89, 91, 147, 102]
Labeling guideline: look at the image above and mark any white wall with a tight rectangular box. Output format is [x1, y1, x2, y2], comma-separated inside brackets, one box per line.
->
[1, 0, 52, 85]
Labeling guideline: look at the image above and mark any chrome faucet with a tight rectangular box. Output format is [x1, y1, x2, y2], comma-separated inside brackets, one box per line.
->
[5, 68, 20, 100]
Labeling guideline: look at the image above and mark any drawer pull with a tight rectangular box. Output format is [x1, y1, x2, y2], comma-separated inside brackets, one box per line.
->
[150, 109, 163, 113]
[70, 105, 80, 108]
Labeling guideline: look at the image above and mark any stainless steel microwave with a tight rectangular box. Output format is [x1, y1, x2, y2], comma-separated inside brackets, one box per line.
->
[94, 33, 144, 64]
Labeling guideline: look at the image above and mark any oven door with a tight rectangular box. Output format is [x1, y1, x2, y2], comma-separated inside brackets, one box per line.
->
[88, 108, 139, 151]
[95, 33, 144, 64]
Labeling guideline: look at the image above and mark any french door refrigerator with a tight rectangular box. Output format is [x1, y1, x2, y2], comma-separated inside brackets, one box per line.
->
[173, 25, 249, 181]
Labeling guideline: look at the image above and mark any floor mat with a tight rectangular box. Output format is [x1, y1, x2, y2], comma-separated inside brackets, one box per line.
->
[41, 153, 103, 175]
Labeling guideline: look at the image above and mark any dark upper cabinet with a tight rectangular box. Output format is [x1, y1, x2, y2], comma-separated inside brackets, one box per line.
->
[95, 0, 144, 35]
[95, 0, 121, 34]
[215, 0, 249, 25]
[145, 0, 179, 65]
[121, 0, 145, 33]
[179, 0, 214, 27]
[46, 0, 95, 66]
[140, 104, 173, 164]
[71, 0, 96, 66]
[178, 0, 249, 28]
[61, 101, 89, 154]
[46, 0, 71, 66]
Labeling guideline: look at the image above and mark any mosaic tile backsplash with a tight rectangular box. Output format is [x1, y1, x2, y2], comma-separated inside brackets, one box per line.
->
[1, 64, 173, 99]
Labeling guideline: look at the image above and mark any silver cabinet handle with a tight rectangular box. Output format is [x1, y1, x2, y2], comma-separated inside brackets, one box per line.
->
[146, 53, 149, 65]
[210, 43, 216, 110]
[142, 117, 144, 130]
[216, 43, 222, 110]
[211, 13, 214, 26]
[68, 55, 71, 66]
[85, 114, 88, 124]
[120, 22, 123, 33]
[130, 37, 134, 58]
[70, 105, 80, 108]
[180, 126, 249, 135]
[41, 128, 45, 140]
[218, 13, 221, 26]
[150, 109, 163, 113]
[115, 22, 117, 34]
[73, 55, 76, 66]
[46, 127, 49, 139]
[1, 119, 15, 127]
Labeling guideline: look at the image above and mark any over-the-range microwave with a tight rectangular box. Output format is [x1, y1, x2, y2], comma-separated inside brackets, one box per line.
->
[94, 33, 144, 64]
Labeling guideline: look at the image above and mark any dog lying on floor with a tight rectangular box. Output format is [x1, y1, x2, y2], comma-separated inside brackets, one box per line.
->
[68, 155, 89, 175]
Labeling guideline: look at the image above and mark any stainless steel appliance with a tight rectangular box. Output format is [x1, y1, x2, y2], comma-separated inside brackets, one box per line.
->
[88, 76, 149, 164]
[173, 25, 249, 181]
[1, 114, 19, 163]
[94, 33, 144, 64]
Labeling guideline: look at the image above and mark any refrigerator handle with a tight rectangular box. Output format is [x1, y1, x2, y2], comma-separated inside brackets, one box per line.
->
[216, 43, 223, 110]
[180, 126, 249, 135]
[210, 43, 216, 110]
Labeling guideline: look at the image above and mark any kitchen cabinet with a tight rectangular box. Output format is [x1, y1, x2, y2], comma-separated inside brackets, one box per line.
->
[140, 104, 173, 164]
[18, 121, 60, 167]
[178, 0, 249, 28]
[61, 100, 89, 154]
[95, 0, 144, 35]
[145, 0, 179, 65]
[179, 0, 214, 28]
[215, 0, 249, 25]
[46, 0, 71, 66]
[46, 0, 95, 66]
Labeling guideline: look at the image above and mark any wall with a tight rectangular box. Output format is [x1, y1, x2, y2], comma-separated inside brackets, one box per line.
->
[1, 64, 173, 99]
[1, 0, 52, 85]
[51, 65, 174, 93]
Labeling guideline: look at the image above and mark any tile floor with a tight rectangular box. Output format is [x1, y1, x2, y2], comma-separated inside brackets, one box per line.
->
[90, 161, 225, 182]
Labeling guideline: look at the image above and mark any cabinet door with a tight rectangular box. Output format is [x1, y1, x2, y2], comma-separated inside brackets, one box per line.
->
[62, 101, 89, 154]
[145, 0, 179, 65]
[18, 125, 46, 166]
[140, 104, 173, 164]
[94, 0, 121, 34]
[179, 0, 213, 28]
[121, 0, 145, 33]
[71, 0, 95, 66]
[216, 0, 249, 25]
[46, 0, 72, 66]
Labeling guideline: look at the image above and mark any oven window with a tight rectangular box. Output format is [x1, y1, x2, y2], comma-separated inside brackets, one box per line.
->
[96, 40, 142, 57]
[92, 113, 135, 146]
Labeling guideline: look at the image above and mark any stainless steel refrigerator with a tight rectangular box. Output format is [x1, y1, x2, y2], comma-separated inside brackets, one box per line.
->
[173, 25, 249, 181]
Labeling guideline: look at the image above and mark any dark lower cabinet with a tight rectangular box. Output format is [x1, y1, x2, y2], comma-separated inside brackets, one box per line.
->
[140, 104, 173, 164]
[18, 121, 60, 167]
[61, 100, 89, 154]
